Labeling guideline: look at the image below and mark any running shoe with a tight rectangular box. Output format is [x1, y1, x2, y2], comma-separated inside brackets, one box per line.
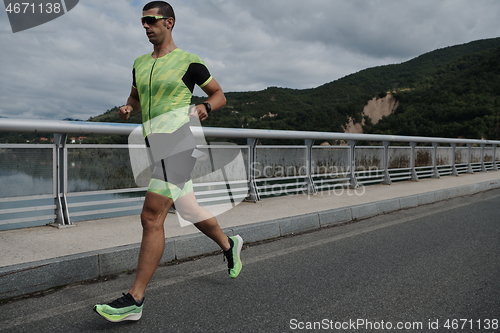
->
[223, 235, 243, 278]
[94, 293, 144, 322]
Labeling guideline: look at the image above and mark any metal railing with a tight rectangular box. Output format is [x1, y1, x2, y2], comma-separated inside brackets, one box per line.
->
[1, 118, 499, 229]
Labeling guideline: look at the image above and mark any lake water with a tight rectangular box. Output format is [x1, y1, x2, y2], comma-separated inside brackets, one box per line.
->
[0, 145, 248, 230]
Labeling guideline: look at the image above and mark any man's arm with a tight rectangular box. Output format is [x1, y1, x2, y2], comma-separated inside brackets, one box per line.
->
[118, 87, 141, 121]
[193, 78, 226, 121]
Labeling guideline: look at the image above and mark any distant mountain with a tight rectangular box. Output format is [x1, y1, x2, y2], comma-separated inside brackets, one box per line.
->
[62, 118, 84, 121]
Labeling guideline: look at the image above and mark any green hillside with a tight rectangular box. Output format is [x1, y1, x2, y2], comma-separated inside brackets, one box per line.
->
[201, 37, 500, 139]
[366, 45, 500, 140]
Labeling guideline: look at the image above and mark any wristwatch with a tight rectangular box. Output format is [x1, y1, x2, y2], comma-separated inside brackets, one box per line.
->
[202, 102, 212, 113]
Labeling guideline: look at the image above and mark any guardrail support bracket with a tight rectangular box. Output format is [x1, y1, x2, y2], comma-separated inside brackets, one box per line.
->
[305, 139, 318, 195]
[410, 142, 419, 181]
[52, 133, 72, 227]
[246, 138, 261, 202]
[348, 140, 359, 189]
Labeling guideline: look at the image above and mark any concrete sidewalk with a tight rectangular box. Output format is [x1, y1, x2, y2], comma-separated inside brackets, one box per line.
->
[1, 171, 500, 300]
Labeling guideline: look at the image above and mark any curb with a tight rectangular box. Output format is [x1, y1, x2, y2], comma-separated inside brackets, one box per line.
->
[1, 179, 500, 300]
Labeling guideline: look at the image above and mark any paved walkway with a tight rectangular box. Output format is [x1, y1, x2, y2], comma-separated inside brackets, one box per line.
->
[1, 171, 500, 300]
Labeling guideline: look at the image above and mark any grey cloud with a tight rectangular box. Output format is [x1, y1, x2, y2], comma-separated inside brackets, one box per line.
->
[0, 0, 498, 120]
[225, 0, 500, 58]
[0, 0, 143, 120]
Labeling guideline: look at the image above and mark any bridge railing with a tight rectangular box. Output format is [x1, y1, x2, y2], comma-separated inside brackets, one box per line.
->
[0, 118, 499, 230]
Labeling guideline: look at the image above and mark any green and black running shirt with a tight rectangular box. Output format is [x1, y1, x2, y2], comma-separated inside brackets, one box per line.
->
[132, 48, 213, 136]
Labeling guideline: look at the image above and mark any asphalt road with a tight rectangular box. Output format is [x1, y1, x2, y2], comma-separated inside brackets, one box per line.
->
[1, 189, 499, 333]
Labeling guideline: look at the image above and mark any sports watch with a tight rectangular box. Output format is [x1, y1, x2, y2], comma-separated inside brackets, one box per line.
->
[202, 102, 212, 113]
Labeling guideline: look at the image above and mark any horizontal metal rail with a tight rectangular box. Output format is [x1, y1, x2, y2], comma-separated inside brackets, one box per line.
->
[2, 118, 500, 145]
[1, 118, 499, 229]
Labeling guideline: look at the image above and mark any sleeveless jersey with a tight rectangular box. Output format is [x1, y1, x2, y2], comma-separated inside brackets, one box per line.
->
[132, 48, 212, 136]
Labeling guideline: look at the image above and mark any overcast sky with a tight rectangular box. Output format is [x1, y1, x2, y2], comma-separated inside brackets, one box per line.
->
[0, 0, 499, 120]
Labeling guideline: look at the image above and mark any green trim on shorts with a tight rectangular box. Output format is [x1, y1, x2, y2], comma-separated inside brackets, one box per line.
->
[147, 178, 193, 201]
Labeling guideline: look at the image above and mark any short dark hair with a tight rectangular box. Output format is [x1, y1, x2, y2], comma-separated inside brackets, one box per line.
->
[143, 1, 175, 27]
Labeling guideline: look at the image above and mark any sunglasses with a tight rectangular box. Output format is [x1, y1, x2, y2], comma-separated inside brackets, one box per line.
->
[141, 15, 171, 25]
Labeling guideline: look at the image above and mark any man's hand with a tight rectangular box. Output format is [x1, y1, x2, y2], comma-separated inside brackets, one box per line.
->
[118, 105, 133, 121]
[190, 104, 209, 121]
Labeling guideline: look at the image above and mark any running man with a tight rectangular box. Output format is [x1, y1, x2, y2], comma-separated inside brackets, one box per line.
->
[94, 1, 243, 322]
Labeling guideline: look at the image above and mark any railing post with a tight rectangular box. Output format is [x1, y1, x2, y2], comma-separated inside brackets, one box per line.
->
[246, 138, 260, 202]
[410, 142, 419, 181]
[451, 143, 458, 176]
[480, 144, 487, 172]
[493, 145, 498, 171]
[348, 140, 358, 189]
[304, 139, 317, 195]
[432, 142, 440, 178]
[382, 141, 392, 185]
[52, 133, 72, 227]
[467, 143, 474, 174]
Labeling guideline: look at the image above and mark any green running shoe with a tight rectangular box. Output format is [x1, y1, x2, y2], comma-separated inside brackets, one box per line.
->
[94, 293, 144, 322]
[224, 235, 243, 278]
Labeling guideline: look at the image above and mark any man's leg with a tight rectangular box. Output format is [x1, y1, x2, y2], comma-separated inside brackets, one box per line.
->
[174, 191, 243, 278]
[195, 217, 231, 250]
[128, 191, 173, 302]
[174, 191, 230, 250]
[94, 191, 172, 322]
